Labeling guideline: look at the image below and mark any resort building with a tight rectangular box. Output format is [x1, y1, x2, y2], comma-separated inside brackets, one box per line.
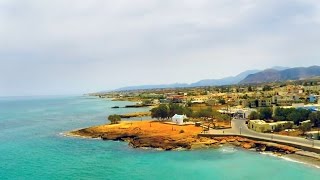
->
[272, 95, 301, 106]
[248, 120, 294, 133]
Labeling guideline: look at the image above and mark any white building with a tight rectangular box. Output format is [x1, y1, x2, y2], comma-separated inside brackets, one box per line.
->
[172, 114, 186, 125]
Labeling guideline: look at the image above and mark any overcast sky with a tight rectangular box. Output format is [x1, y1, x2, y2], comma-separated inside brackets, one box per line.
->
[1, 0, 320, 96]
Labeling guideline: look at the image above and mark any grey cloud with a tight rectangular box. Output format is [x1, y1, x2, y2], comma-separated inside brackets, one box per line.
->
[0, 0, 320, 96]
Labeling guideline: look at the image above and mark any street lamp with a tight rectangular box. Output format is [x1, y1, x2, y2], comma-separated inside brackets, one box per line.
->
[271, 131, 274, 140]
[240, 127, 242, 135]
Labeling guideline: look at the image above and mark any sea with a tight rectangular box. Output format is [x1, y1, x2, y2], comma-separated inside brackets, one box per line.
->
[0, 96, 319, 180]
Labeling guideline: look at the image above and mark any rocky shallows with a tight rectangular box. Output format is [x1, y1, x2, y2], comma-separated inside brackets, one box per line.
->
[69, 121, 298, 154]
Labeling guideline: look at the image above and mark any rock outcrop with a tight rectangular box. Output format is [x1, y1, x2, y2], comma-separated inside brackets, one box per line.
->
[69, 121, 298, 154]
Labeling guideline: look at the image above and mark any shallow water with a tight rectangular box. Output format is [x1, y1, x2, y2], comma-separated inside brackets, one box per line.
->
[0, 96, 319, 180]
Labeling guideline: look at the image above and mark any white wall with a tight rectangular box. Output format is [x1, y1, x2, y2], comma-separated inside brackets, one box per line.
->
[172, 117, 184, 125]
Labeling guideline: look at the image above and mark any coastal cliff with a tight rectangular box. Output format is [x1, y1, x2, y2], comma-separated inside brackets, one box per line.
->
[69, 121, 298, 154]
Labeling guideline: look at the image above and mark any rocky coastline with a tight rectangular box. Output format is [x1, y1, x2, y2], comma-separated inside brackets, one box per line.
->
[69, 121, 298, 154]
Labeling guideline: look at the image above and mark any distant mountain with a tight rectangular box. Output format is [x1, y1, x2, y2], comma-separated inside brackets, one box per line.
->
[110, 66, 320, 91]
[270, 66, 290, 71]
[114, 83, 189, 91]
[190, 69, 260, 86]
[114, 69, 260, 91]
[240, 66, 320, 84]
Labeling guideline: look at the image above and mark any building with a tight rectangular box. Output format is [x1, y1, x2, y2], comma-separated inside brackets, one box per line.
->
[308, 95, 317, 103]
[258, 98, 272, 107]
[248, 120, 294, 133]
[166, 95, 186, 103]
[300, 120, 313, 126]
[304, 85, 320, 92]
[272, 95, 301, 106]
[172, 114, 186, 125]
[233, 109, 256, 119]
[188, 96, 209, 104]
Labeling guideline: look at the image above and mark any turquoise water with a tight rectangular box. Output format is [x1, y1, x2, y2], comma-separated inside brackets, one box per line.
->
[0, 96, 319, 180]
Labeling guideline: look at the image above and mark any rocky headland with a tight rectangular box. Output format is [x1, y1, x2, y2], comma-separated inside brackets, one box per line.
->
[68, 121, 298, 154]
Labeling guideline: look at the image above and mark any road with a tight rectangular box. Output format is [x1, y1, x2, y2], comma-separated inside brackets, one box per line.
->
[207, 119, 320, 149]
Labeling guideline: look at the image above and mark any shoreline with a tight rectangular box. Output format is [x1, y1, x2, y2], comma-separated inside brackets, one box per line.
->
[65, 131, 320, 169]
[261, 151, 320, 169]
[282, 153, 320, 168]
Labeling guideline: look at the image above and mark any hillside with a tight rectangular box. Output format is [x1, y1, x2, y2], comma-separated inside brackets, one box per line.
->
[114, 69, 260, 91]
[240, 66, 320, 84]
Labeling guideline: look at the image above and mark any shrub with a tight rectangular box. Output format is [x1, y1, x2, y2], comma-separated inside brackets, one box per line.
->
[299, 123, 312, 135]
[274, 124, 283, 132]
[107, 114, 121, 124]
[248, 111, 259, 120]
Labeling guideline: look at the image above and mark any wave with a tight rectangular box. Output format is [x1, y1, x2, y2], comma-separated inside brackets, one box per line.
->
[280, 156, 320, 169]
[259, 151, 320, 169]
[218, 146, 237, 154]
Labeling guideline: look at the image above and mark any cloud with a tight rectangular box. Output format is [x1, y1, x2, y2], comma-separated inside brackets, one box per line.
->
[0, 0, 320, 95]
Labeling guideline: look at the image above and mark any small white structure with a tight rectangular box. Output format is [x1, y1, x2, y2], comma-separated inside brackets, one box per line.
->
[172, 114, 186, 125]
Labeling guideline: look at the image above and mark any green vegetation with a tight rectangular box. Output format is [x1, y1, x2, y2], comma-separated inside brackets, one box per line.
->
[262, 85, 272, 91]
[150, 104, 170, 120]
[248, 108, 272, 120]
[274, 107, 311, 125]
[249, 107, 316, 126]
[192, 108, 216, 118]
[150, 105, 231, 122]
[274, 122, 293, 132]
[258, 107, 273, 120]
[218, 99, 226, 105]
[308, 111, 320, 127]
[108, 114, 121, 124]
[168, 103, 193, 117]
[150, 104, 193, 120]
[248, 111, 259, 120]
[299, 123, 312, 135]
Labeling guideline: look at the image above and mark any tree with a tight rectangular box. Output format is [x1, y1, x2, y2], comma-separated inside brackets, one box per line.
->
[168, 103, 183, 117]
[273, 107, 288, 121]
[263, 85, 272, 91]
[150, 104, 169, 120]
[309, 111, 320, 127]
[218, 99, 226, 105]
[287, 109, 311, 125]
[220, 114, 231, 121]
[258, 107, 273, 120]
[248, 111, 260, 120]
[299, 123, 312, 135]
[108, 114, 121, 124]
[249, 111, 260, 120]
[274, 124, 284, 132]
[273, 115, 286, 121]
[183, 107, 193, 117]
[287, 112, 303, 125]
[273, 107, 309, 122]
[187, 101, 192, 107]
[193, 108, 213, 118]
